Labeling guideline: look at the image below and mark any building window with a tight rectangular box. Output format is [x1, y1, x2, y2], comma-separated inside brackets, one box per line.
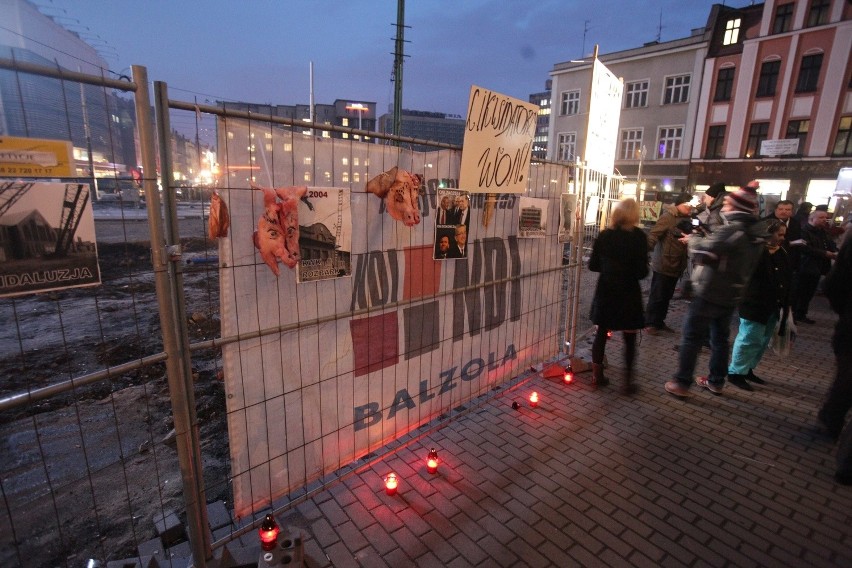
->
[832, 116, 852, 156]
[786, 119, 809, 154]
[807, 0, 830, 27]
[656, 127, 683, 159]
[723, 18, 741, 45]
[624, 81, 648, 108]
[756, 60, 781, 97]
[705, 125, 726, 159]
[557, 132, 576, 161]
[620, 129, 643, 160]
[773, 3, 794, 34]
[663, 75, 690, 105]
[714, 67, 735, 102]
[560, 90, 580, 115]
[745, 122, 770, 158]
[795, 53, 823, 93]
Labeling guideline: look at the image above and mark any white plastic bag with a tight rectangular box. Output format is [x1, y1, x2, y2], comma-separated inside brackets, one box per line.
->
[771, 309, 796, 357]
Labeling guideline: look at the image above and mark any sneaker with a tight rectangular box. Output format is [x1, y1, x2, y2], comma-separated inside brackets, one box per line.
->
[727, 374, 753, 391]
[644, 326, 659, 335]
[664, 381, 690, 398]
[746, 370, 766, 384]
[695, 376, 723, 395]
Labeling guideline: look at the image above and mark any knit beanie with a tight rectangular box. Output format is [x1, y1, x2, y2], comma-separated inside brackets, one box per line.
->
[726, 183, 759, 216]
[705, 182, 727, 198]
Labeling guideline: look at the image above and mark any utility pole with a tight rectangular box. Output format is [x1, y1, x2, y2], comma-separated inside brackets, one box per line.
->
[391, 0, 408, 141]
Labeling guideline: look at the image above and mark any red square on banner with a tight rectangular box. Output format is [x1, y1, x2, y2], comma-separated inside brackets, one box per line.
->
[350, 312, 399, 377]
[404, 245, 442, 300]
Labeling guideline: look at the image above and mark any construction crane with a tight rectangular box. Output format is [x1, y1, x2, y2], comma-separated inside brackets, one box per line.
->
[53, 183, 90, 257]
[0, 181, 33, 218]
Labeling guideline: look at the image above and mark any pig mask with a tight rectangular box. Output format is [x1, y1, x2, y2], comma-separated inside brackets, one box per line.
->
[251, 184, 307, 276]
[365, 166, 422, 226]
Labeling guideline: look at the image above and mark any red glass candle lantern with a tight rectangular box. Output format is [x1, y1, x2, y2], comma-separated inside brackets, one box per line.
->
[259, 513, 280, 551]
[529, 391, 539, 407]
[564, 369, 574, 383]
[385, 473, 399, 495]
[426, 448, 439, 474]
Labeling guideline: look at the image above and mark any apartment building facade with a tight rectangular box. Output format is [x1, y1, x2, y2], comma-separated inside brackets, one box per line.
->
[692, 0, 852, 207]
[546, 1, 851, 209]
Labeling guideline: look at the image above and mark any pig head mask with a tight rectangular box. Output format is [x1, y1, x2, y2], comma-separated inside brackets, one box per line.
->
[251, 184, 307, 276]
[365, 166, 422, 226]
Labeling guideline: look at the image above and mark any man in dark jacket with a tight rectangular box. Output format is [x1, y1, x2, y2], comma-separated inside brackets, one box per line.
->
[764, 199, 803, 265]
[696, 181, 728, 230]
[792, 209, 838, 323]
[818, 237, 852, 484]
[665, 182, 767, 398]
[645, 194, 693, 333]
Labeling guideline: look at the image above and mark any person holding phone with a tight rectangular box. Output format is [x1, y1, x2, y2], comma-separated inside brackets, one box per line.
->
[645, 193, 694, 334]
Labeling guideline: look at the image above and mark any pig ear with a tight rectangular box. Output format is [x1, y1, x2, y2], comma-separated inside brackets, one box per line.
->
[366, 168, 396, 198]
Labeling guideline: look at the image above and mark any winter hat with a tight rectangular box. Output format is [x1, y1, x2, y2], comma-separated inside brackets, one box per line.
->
[705, 182, 727, 198]
[725, 184, 759, 216]
[674, 193, 692, 206]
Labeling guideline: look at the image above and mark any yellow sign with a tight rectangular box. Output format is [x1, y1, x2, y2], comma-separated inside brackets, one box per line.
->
[459, 86, 539, 194]
[0, 136, 75, 178]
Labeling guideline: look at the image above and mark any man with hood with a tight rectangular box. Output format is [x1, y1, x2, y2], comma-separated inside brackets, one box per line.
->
[665, 182, 768, 397]
[645, 192, 693, 334]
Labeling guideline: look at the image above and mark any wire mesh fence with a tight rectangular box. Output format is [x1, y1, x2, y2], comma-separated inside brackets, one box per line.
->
[0, 58, 623, 566]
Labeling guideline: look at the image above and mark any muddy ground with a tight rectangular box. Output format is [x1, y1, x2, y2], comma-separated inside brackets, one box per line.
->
[0, 220, 230, 566]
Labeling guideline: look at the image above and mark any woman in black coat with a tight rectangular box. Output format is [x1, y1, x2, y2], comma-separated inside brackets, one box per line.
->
[589, 198, 649, 393]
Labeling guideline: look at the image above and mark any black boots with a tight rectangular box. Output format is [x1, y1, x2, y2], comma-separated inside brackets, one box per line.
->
[621, 368, 637, 395]
[727, 373, 753, 391]
[592, 363, 609, 387]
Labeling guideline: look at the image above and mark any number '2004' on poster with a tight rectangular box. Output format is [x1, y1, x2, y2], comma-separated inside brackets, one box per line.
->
[296, 187, 352, 283]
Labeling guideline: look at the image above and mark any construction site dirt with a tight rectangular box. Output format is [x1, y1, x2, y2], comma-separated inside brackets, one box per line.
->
[0, 215, 229, 566]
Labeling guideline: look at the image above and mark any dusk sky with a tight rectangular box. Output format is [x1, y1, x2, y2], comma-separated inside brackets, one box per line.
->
[48, 1, 742, 117]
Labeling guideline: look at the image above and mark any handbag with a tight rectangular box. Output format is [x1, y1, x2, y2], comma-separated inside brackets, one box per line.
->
[771, 308, 796, 357]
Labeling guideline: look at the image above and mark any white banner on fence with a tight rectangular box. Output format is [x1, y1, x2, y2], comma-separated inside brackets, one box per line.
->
[217, 119, 563, 518]
[583, 59, 623, 175]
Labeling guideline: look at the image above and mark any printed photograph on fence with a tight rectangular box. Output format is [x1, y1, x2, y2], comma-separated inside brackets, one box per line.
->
[434, 189, 470, 260]
[518, 196, 548, 238]
[0, 181, 100, 297]
[297, 187, 352, 283]
[557, 193, 578, 243]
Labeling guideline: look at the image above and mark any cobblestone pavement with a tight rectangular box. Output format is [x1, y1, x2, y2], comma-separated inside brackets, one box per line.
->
[204, 291, 850, 568]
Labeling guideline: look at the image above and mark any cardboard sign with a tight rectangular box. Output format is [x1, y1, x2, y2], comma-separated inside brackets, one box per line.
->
[0, 136, 75, 178]
[459, 86, 538, 194]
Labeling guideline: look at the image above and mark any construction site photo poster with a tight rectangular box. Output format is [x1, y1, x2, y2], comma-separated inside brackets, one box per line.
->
[297, 187, 352, 283]
[0, 181, 100, 297]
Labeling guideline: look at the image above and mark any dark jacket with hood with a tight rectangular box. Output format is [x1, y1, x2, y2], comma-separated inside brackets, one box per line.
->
[688, 212, 767, 308]
[738, 245, 792, 324]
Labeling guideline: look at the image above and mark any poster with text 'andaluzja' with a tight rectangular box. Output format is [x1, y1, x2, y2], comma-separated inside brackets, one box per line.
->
[217, 118, 563, 519]
[459, 86, 539, 194]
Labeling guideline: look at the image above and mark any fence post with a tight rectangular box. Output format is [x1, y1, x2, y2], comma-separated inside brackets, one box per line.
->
[134, 67, 211, 565]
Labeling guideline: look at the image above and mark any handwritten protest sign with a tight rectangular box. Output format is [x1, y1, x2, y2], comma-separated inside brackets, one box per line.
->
[459, 86, 538, 194]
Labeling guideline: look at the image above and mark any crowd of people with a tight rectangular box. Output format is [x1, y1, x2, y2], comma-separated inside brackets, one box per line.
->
[587, 184, 851, 484]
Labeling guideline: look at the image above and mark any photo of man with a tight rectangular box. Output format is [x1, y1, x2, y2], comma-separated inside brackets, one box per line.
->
[449, 224, 468, 258]
[435, 234, 451, 259]
[453, 195, 470, 226]
[436, 195, 452, 226]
